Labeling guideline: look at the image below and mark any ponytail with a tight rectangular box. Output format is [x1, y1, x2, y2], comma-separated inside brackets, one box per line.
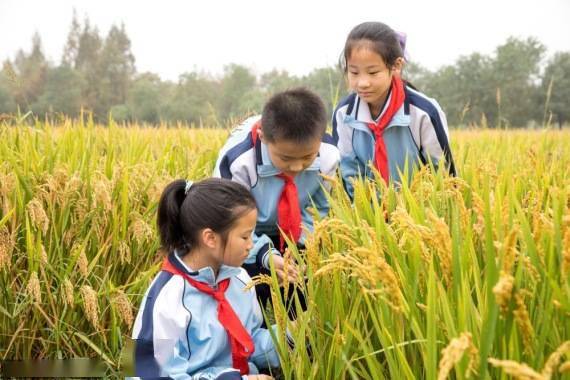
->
[157, 179, 188, 253]
[157, 178, 256, 256]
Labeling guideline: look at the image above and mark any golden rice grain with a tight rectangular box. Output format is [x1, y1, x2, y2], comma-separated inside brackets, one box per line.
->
[114, 290, 134, 327]
[471, 193, 486, 238]
[488, 358, 543, 380]
[244, 274, 273, 291]
[437, 332, 477, 380]
[40, 245, 48, 265]
[559, 361, 570, 373]
[130, 215, 153, 245]
[0, 226, 14, 270]
[426, 209, 453, 285]
[493, 271, 515, 316]
[541, 341, 570, 379]
[26, 272, 41, 303]
[0, 172, 16, 198]
[80, 285, 100, 329]
[513, 293, 534, 354]
[73, 244, 89, 277]
[501, 227, 519, 274]
[93, 179, 112, 211]
[27, 198, 49, 234]
[62, 278, 74, 307]
[118, 241, 131, 264]
[64, 174, 83, 197]
[562, 230, 570, 277]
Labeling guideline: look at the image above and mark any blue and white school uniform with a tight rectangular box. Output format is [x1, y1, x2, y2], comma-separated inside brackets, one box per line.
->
[213, 115, 340, 267]
[131, 252, 280, 379]
[332, 84, 456, 199]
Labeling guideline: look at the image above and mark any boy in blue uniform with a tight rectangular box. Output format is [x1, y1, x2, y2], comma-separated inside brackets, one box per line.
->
[214, 87, 340, 309]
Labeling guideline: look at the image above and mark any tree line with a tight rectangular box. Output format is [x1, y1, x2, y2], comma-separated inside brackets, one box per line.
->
[1, 12, 569, 128]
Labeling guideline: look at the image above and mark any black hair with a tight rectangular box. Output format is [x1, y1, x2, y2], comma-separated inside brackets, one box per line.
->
[261, 87, 327, 144]
[157, 178, 256, 256]
[340, 22, 404, 73]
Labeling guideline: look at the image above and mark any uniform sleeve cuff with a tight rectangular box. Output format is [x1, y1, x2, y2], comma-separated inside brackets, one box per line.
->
[261, 247, 281, 270]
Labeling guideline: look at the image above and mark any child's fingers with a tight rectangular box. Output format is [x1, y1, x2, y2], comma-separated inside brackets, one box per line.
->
[275, 269, 286, 285]
[271, 254, 285, 270]
[276, 268, 300, 284]
[287, 266, 299, 282]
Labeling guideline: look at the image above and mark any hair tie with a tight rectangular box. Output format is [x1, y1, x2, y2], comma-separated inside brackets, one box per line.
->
[184, 180, 193, 195]
[395, 30, 409, 60]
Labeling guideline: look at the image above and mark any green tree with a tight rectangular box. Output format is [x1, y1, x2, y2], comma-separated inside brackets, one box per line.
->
[491, 37, 545, 127]
[71, 18, 103, 115]
[109, 104, 131, 123]
[303, 66, 347, 118]
[218, 64, 261, 120]
[0, 63, 17, 114]
[260, 69, 302, 95]
[424, 53, 495, 127]
[97, 24, 136, 117]
[162, 72, 220, 125]
[33, 65, 85, 117]
[403, 61, 430, 89]
[62, 9, 81, 66]
[126, 73, 164, 124]
[9, 32, 48, 110]
[455, 53, 494, 126]
[540, 52, 570, 128]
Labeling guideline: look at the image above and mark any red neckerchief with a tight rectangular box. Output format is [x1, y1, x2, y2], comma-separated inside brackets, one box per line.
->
[366, 75, 405, 183]
[161, 258, 254, 375]
[251, 121, 302, 250]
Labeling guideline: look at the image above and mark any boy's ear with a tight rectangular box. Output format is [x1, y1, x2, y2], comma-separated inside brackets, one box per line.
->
[200, 228, 218, 249]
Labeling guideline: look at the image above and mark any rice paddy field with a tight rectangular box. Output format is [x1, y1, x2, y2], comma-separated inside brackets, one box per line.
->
[0, 120, 569, 379]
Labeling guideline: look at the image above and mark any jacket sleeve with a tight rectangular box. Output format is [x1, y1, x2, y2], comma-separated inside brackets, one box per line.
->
[336, 120, 367, 201]
[188, 368, 243, 380]
[213, 148, 252, 189]
[301, 142, 340, 243]
[246, 232, 281, 269]
[246, 286, 281, 370]
[132, 276, 195, 379]
[213, 117, 258, 185]
[418, 99, 456, 176]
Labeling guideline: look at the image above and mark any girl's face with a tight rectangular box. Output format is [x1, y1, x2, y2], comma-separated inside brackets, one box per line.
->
[220, 208, 257, 268]
[346, 45, 402, 117]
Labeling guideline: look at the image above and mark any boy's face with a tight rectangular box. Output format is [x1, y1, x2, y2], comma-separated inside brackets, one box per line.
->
[261, 132, 321, 177]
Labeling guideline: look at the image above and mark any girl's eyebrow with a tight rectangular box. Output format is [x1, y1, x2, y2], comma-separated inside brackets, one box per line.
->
[348, 64, 383, 69]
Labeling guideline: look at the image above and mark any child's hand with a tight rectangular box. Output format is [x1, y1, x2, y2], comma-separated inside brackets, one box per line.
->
[247, 375, 274, 380]
[270, 253, 299, 285]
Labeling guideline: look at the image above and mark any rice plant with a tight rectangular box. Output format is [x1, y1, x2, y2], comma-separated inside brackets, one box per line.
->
[0, 121, 569, 379]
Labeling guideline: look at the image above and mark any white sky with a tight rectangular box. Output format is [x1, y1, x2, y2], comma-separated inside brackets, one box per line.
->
[1, 0, 569, 81]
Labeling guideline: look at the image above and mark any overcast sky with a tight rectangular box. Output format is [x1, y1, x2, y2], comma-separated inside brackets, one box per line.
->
[1, 0, 569, 81]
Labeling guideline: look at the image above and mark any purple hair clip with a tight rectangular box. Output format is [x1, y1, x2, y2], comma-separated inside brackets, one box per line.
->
[395, 30, 409, 61]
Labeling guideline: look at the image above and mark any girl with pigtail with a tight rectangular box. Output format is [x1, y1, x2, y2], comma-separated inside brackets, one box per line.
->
[132, 178, 281, 379]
